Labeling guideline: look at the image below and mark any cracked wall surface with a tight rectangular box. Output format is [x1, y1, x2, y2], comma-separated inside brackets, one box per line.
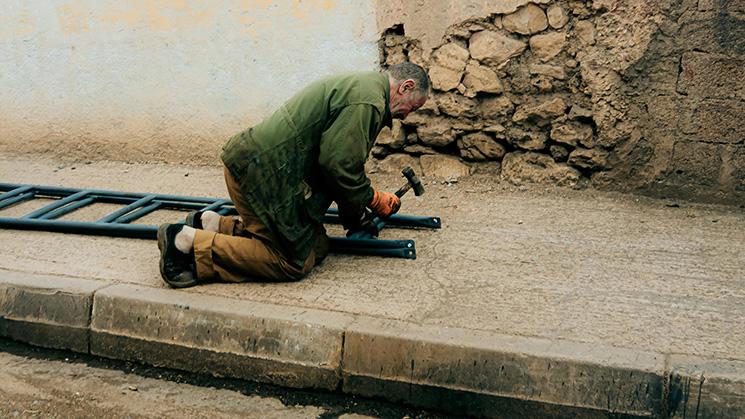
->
[375, 0, 745, 203]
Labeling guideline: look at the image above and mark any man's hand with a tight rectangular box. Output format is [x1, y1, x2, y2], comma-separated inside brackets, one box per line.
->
[345, 211, 380, 238]
[368, 189, 401, 218]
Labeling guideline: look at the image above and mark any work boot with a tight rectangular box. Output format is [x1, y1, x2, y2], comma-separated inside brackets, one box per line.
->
[184, 210, 203, 229]
[157, 223, 198, 288]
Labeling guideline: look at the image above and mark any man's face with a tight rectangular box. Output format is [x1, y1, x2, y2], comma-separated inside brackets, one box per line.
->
[391, 91, 427, 120]
[390, 79, 427, 120]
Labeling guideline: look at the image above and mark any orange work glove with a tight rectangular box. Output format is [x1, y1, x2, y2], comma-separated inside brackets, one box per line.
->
[368, 189, 401, 218]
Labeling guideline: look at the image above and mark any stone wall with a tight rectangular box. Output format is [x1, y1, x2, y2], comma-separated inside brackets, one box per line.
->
[374, 0, 745, 204]
[604, 0, 745, 204]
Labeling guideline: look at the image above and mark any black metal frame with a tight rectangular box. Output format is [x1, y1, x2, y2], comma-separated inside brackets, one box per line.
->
[0, 183, 439, 259]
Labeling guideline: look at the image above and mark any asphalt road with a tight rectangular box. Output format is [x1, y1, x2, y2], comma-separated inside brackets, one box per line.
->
[0, 338, 454, 419]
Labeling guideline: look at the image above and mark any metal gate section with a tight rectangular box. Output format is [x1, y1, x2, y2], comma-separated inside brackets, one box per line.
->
[0, 183, 440, 259]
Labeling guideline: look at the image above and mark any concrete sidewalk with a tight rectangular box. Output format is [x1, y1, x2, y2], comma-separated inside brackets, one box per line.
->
[1, 154, 744, 418]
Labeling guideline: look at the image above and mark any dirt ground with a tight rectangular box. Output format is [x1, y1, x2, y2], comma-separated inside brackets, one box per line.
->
[1, 153, 745, 362]
[0, 338, 450, 419]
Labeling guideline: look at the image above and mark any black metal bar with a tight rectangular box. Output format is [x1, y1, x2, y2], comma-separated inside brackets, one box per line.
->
[0, 183, 225, 205]
[114, 202, 162, 223]
[92, 195, 207, 211]
[0, 217, 156, 239]
[97, 195, 156, 223]
[0, 185, 33, 201]
[347, 230, 374, 240]
[0, 216, 416, 258]
[0, 191, 36, 211]
[323, 213, 441, 229]
[328, 237, 414, 250]
[328, 245, 416, 259]
[324, 207, 441, 229]
[39, 197, 96, 220]
[201, 199, 231, 212]
[22, 190, 90, 219]
[150, 199, 215, 210]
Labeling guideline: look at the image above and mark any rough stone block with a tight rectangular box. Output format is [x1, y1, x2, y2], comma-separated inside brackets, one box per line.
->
[677, 51, 745, 100]
[502, 4, 548, 35]
[403, 144, 437, 156]
[645, 95, 680, 130]
[458, 132, 506, 161]
[568, 104, 593, 120]
[680, 99, 745, 144]
[529, 64, 566, 80]
[502, 152, 580, 187]
[430, 43, 470, 91]
[669, 140, 722, 187]
[342, 318, 665, 418]
[530, 31, 566, 61]
[0, 271, 108, 353]
[669, 356, 745, 418]
[531, 75, 554, 92]
[429, 66, 463, 92]
[678, 12, 745, 56]
[547, 4, 569, 29]
[469, 30, 526, 67]
[550, 144, 569, 161]
[431, 42, 470, 72]
[727, 145, 745, 191]
[480, 96, 515, 119]
[399, 111, 431, 127]
[568, 147, 609, 171]
[372, 153, 421, 175]
[375, 120, 406, 149]
[419, 154, 471, 179]
[697, 0, 745, 13]
[507, 128, 549, 151]
[434, 92, 477, 118]
[512, 97, 567, 122]
[550, 122, 593, 147]
[574, 20, 595, 45]
[90, 284, 354, 390]
[416, 118, 457, 147]
[462, 61, 503, 95]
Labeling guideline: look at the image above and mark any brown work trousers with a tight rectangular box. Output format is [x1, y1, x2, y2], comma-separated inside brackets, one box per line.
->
[193, 167, 328, 283]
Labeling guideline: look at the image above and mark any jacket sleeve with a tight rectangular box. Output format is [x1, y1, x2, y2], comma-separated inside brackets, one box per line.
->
[318, 104, 381, 223]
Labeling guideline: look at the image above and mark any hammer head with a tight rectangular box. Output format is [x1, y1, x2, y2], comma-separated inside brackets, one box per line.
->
[401, 166, 425, 196]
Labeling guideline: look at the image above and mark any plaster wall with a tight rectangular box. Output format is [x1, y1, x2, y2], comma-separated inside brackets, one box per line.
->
[0, 0, 379, 164]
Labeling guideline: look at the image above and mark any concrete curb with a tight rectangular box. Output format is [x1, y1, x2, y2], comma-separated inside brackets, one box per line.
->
[90, 284, 354, 390]
[342, 317, 665, 418]
[2, 273, 745, 418]
[0, 271, 109, 353]
[668, 356, 745, 418]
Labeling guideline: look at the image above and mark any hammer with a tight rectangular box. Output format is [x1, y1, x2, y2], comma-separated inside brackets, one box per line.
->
[394, 166, 425, 198]
[348, 166, 424, 239]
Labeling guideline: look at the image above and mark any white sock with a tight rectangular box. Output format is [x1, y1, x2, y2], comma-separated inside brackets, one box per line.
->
[175, 225, 196, 254]
[201, 210, 220, 232]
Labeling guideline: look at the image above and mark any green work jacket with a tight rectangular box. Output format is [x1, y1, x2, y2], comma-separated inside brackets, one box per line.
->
[221, 71, 392, 267]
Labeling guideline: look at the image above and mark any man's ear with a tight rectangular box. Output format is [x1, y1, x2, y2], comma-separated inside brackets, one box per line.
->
[398, 79, 416, 94]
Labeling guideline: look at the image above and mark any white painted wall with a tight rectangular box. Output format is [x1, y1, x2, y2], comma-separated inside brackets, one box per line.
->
[0, 0, 380, 163]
